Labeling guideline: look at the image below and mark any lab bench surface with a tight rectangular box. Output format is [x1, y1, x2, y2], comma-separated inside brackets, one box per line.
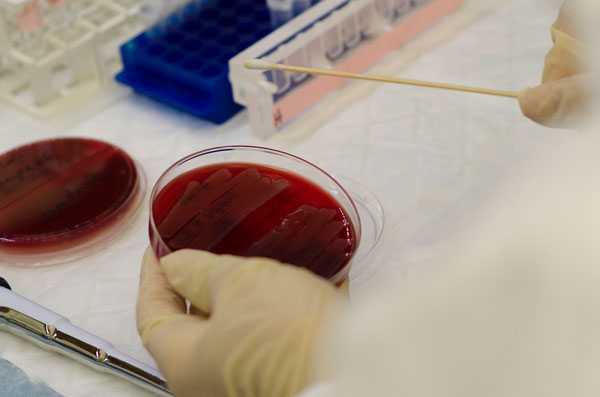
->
[0, 1, 572, 395]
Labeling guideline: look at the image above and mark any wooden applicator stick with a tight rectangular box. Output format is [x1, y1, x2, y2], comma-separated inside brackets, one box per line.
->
[244, 59, 520, 99]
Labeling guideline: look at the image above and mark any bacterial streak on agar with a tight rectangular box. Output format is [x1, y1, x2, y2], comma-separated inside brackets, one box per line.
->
[152, 163, 357, 280]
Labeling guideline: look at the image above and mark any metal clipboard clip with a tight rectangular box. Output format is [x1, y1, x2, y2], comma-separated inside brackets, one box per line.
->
[0, 283, 172, 396]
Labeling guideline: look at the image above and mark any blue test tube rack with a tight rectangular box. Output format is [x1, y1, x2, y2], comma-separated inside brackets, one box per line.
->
[116, 0, 318, 124]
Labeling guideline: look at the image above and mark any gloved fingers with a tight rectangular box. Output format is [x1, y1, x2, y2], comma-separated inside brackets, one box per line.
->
[339, 279, 350, 297]
[553, 2, 577, 38]
[138, 249, 209, 384]
[137, 248, 189, 342]
[189, 305, 204, 316]
[518, 75, 589, 128]
[143, 316, 208, 389]
[542, 28, 582, 83]
[161, 249, 279, 314]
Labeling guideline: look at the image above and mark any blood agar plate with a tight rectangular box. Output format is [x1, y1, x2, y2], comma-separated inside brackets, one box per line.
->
[152, 163, 357, 280]
[149, 146, 377, 284]
[0, 138, 146, 267]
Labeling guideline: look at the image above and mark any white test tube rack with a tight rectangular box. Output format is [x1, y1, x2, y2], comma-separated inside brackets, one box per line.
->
[0, 0, 186, 119]
[230, 0, 465, 139]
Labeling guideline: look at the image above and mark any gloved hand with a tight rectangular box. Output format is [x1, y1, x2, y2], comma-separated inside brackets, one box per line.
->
[519, 3, 589, 127]
[137, 248, 344, 397]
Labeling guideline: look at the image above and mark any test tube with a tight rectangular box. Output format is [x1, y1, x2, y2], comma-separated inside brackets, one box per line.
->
[138, 0, 166, 24]
[139, 0, 187, 25]
[394, 0, 410, 17]
[342, 14, 360, 48]
[270, 67, 291, 94]
[267, 0, 294, 28]
[322, 14, 344, 60]
[293, 0, 311, 16]
[287, 45, 309, 83]
[375, 0, 395, 22]
[357, 3, 378, 37]
[0, 14, 8, 53]
[306, 33, 330, 69]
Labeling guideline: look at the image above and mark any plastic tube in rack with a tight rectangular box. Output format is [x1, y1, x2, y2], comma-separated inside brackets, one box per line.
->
[267, 0, 294, 27]
[139, 0, 188, 24]
[293, 0, 312, 15]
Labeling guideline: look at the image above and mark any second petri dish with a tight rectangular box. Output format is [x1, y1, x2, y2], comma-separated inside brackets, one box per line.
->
[0, 137, 146, 267]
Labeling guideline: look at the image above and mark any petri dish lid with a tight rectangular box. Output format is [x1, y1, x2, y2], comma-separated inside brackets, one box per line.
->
[0, 137, 146, 267]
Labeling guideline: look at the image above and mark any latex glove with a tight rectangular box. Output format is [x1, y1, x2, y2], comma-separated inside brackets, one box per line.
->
[518, 74, 588, 128]
[519, 3, 588, 127]
[137, 249, 344, 397]
[543, 3, 581, 82]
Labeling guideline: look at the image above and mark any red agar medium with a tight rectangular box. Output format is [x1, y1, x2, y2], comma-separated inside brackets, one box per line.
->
[0, 138, 143, 262]
[151, 163, 357, 280]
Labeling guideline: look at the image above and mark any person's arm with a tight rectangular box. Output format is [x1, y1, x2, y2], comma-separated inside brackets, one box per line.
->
[318, 124, 600, 397]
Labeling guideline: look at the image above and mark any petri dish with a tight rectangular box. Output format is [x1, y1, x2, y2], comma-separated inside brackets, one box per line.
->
[0, 137, 146, 267]
[150, 146, 381, 284]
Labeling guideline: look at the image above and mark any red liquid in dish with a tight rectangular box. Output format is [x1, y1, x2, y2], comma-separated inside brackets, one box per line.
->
[152, 163, 357, 279]
[0, 138, 140, 253]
